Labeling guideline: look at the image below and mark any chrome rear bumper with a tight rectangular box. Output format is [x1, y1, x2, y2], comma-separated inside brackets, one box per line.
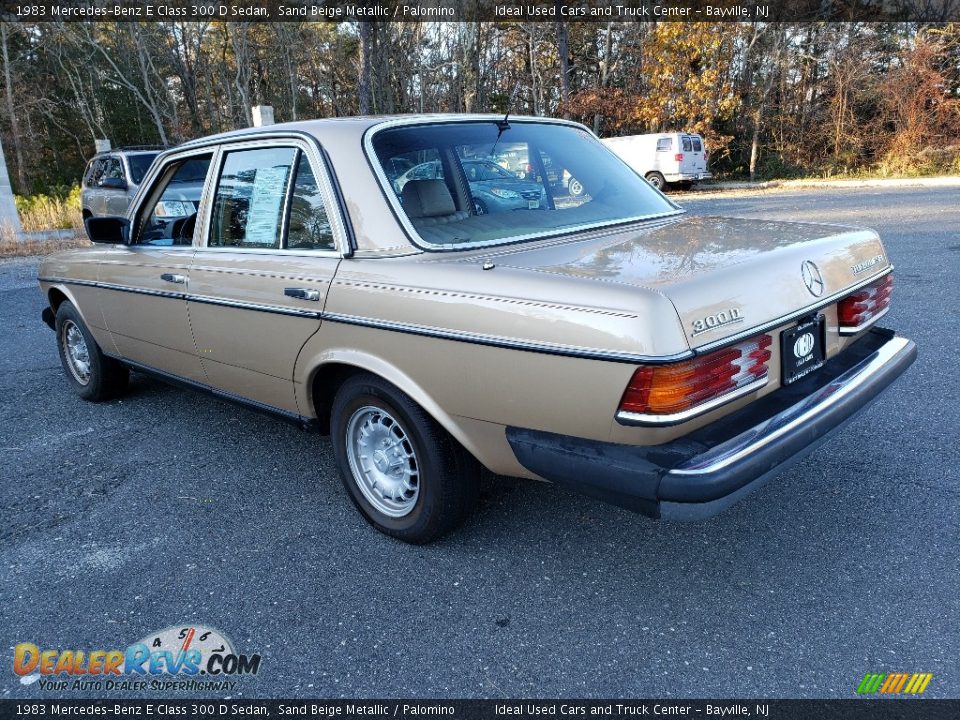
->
[506, 328, 917, 520]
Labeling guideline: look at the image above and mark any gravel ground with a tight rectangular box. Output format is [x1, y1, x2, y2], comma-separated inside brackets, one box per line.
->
[1, 186, 956, 700]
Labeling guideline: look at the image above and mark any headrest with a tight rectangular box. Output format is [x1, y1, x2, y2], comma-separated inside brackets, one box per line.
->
[401, 179, 457, 219]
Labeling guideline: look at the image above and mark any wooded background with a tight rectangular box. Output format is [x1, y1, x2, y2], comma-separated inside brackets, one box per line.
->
[3, 20, 960, 194]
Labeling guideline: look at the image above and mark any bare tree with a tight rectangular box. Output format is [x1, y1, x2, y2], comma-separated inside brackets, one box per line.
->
[0, 23, 25, 190]
[358, 22, 372, 115]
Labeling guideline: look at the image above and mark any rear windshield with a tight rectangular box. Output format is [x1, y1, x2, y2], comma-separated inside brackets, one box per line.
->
[370, 121, 679, 250]
[127, 153, 159, 184]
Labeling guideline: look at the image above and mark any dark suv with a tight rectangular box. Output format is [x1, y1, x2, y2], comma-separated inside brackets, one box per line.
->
[81, 147, 165, 218]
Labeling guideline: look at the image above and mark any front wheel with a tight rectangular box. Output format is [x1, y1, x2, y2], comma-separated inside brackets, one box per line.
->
[330, 374, 479, 543]
[645, 172, 666, 190]
[55, 301, 128, 401]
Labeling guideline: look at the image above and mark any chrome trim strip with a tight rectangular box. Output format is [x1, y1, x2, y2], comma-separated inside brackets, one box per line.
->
[668, 337, 913, 476]
[38, 276, 98, 288]
[97, 282, 184, 300]
[41, 276, 694, 363]
[322, 312, 694, 364]
[188, 294, 322, 319]
[693, 266, 894, 354]
[838, 305, 890, 336]
[39, 278, 321, 319]
[616, 376, 770, 427]
[362, 115, 684, 253]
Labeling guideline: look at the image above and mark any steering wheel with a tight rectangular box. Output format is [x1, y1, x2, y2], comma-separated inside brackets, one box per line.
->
[171, 213, 197, 246]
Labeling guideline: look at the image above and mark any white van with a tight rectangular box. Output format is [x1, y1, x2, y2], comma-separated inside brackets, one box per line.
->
[602, 132, 711, 190]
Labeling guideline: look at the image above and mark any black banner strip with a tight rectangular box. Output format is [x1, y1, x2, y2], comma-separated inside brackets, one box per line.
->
[3, 0, 960, 23]
[1, 699, 959, 720]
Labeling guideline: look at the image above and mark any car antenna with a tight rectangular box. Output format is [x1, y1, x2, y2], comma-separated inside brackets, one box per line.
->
[491, 81, 521, 157]
[497, 82, 521, 133]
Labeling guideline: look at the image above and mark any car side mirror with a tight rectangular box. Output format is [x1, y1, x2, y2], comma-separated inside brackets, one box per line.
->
[85, 216, 130, 244]
[101, 177, 127, 190]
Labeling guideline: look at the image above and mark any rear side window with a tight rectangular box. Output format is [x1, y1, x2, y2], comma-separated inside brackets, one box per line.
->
[286, 154, 335, 251]
[103, 157, 125, 182]
[83, 159, 103, 187]
[692, 137, 703, 152]
[682, 137, 693, 152]
[210, 147, 297, 250]
[656, 138, 673, 152]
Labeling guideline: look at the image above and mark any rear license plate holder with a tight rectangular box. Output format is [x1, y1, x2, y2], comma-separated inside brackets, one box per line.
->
[781, 314, 826, 385]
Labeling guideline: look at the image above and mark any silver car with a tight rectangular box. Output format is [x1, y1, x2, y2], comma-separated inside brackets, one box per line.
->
[81, 147, 163, 219]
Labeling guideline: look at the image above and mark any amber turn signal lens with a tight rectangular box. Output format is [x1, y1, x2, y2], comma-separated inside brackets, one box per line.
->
[619, 334, 772, 417]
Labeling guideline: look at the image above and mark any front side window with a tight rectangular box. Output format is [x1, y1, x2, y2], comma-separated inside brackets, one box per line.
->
[137, 154, 212, 246]
[210, 147, 297, 250]
[371, 121, 679, 250]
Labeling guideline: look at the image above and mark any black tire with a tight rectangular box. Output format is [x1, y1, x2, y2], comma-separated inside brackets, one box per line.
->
[330, 373, 479, 543]
[645, 172, 666, 191]
[55, 301, 128, 402]
[472, 198, 488, 215]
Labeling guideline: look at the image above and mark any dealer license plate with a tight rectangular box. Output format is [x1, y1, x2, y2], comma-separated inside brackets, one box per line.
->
[780, 314, 826, 385]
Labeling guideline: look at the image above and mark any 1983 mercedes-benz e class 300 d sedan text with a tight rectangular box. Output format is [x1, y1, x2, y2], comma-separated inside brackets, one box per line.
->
[39, 115, 916, 543]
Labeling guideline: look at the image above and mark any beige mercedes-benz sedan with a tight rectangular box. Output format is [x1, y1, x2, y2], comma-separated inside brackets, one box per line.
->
[39, 115, 916, 543]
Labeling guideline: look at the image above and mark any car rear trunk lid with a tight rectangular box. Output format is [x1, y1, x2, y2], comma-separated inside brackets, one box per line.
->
[491, 215, 891, 349]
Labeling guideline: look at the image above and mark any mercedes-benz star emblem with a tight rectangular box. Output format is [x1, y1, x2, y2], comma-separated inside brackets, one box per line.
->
[801, 260, 824, 297]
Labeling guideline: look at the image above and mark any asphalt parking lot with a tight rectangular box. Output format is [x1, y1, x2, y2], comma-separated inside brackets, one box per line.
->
[1, 186, 957, 700]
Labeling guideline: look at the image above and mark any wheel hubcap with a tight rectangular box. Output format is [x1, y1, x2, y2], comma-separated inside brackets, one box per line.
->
[345, 406, 420, 518]
[62, 320, 91, 385]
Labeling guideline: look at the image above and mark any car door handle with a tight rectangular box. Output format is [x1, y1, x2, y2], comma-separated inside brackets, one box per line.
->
[160, 273, 186, 284]
[284, 288, 321, 302]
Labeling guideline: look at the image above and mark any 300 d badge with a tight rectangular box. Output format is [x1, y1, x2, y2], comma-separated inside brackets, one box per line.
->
[691, 307, 744, 336]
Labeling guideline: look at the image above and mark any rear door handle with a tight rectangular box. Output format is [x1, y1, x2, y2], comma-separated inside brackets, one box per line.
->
[284, 288, 321, 302]
[160, 273, 186, 284]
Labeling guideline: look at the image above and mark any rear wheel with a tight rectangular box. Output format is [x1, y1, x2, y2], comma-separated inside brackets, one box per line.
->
[55, 301, 128, 401]
[330, 374, 479, 543]
[644, 172, 666, 191]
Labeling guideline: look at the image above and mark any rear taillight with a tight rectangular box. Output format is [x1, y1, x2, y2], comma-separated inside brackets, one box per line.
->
[837, 275, 893, 334]
[619, 334, 772, 420]
[674, 153, 684, 162]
